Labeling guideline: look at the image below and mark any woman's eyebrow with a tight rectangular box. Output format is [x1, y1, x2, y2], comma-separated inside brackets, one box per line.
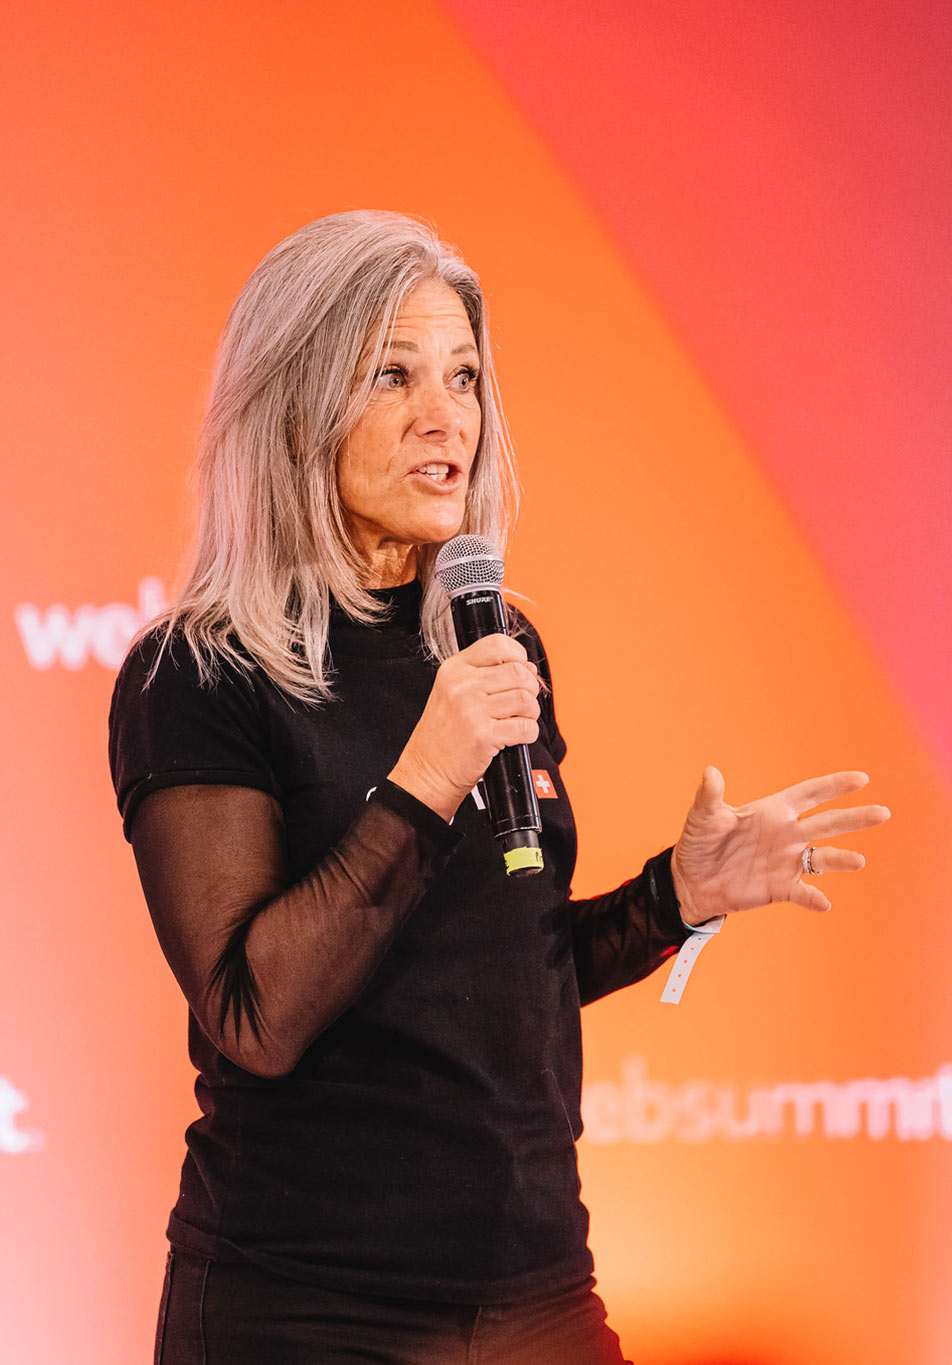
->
[383, 339, 479, 357]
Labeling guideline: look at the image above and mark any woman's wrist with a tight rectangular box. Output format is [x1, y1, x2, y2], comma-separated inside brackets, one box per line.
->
[387, 759, 464, 824]
[671, 843, 708, 928]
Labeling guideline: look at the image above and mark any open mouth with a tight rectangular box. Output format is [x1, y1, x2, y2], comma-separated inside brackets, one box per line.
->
[410, 462, 461, 486]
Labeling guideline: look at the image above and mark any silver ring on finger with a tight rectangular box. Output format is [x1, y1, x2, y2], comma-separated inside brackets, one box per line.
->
[801, 844, 822, 876]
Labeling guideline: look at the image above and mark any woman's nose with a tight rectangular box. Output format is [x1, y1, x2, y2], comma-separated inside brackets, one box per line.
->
[412, 379, 462, 439]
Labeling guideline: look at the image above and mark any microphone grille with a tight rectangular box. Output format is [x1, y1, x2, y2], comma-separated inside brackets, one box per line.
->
[434, 535, 505, 597]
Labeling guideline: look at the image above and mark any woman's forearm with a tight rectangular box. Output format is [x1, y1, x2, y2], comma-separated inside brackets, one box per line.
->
[131, 780, 458, 1077]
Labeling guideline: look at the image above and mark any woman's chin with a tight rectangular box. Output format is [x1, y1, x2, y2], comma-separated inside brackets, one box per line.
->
[415, 508, 467, 547]
[352, 501, 467, 559]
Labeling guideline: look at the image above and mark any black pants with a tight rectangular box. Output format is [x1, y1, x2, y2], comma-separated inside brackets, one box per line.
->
[155, 1248, 632, 1364]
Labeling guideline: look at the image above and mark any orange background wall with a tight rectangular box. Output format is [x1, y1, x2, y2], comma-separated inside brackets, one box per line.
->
[2, 3, 949, 1361]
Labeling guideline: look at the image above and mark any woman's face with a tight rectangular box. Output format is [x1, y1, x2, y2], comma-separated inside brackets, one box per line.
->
[337, 278, 482, 583]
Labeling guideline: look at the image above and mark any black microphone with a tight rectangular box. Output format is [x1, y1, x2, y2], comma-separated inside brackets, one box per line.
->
[434, 535, 543, 877]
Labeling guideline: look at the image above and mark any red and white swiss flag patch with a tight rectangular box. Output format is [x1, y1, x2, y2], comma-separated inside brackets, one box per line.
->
[532, 769, 557, 799]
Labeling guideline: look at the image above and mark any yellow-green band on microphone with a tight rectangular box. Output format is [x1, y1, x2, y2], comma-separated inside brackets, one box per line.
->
[503, 846, 545, 876]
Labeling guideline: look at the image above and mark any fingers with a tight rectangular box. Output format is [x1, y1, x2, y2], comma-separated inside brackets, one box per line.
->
[486, 688, 541, 722]
[791, 842, 868, 913]
[394, 636, 542, 821]
[803, 845, 866, 874]
[781, 770, 870, 813]
[460, 634, 530, 667]
[694, 765, 725, 811]
[456, 637, 539, 702]
[799, 804, 891, 841]
[481, 660, 540, 697]
[493, 716, 540, 749]
[787, 880, 832, 913]
[435, 638, 539, 748]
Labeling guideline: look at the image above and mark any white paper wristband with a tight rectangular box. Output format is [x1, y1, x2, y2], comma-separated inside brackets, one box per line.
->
[660, 916, 725, 1004]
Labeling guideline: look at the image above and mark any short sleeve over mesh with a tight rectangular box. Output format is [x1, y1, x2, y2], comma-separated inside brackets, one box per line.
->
[109, 632, 280, 840]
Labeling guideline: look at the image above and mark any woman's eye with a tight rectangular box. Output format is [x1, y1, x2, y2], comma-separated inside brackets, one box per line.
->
[454, 366, 480, 391]
[373, 366, 405, 389]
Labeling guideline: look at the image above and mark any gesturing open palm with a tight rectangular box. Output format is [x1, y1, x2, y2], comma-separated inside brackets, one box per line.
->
[672, 767, 890, 927]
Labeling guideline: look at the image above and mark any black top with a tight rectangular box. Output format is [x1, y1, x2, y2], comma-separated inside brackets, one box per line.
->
[108, 581, 687, 1302]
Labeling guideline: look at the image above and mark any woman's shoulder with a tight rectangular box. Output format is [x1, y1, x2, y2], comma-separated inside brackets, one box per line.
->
[506, 603, 553, 674]
[114, 624, 257, 702]
[113, 623, 179, 689]
[109, 624, 267, 767]
[505, 602, 566, 762]
[108, 625, 278, 841]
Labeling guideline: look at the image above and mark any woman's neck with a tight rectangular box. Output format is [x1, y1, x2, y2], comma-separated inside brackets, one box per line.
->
[358, 542, 419, 589]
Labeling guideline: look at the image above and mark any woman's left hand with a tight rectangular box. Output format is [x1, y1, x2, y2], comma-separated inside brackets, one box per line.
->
[671, 767, 890, 927]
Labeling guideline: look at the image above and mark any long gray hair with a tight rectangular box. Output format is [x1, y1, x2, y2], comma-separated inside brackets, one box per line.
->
[155, 210, 519, 699]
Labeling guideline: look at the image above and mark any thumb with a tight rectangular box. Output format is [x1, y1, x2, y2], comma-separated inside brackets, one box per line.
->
[695, 765, 726, 811]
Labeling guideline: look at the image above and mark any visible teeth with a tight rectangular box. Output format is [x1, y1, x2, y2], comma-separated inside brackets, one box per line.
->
[416, 463, 452, 481]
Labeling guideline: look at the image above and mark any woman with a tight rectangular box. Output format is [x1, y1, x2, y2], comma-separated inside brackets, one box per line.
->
[109, 211, 888, 1364]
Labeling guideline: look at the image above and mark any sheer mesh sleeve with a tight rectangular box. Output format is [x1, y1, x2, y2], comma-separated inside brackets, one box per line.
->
[570, 848, 689, 1006]
[510, 616, 685, 1002]
[129, 778, 460, 1077]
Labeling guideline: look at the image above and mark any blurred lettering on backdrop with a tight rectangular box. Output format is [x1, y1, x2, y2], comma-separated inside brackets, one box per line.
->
[15, 578, 166, 670]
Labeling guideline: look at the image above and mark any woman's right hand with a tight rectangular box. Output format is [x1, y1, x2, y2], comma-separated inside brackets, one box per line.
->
[388, 634, 541, 822]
